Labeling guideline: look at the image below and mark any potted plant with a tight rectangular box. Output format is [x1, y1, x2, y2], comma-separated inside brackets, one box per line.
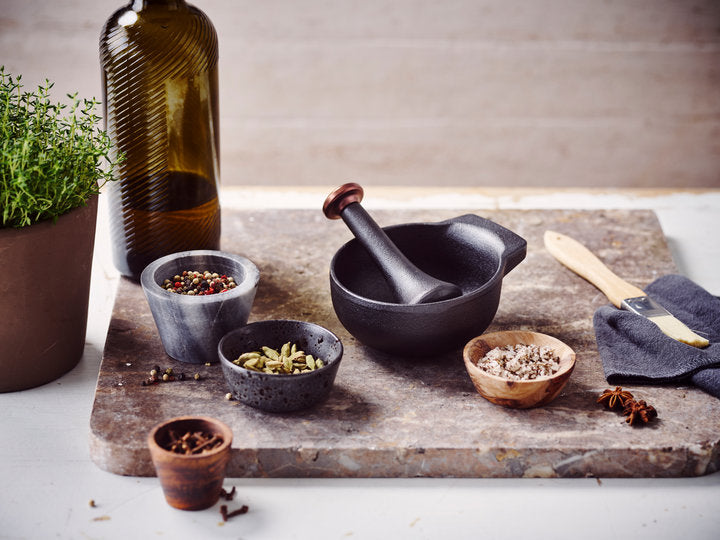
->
[0, 67, 119, 392]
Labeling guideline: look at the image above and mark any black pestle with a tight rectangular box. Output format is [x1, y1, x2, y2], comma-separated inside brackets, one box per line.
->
[323, 183, 463, 304]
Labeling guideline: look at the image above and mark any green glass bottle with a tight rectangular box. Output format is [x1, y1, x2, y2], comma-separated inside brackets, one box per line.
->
[100, 0, 221, 280]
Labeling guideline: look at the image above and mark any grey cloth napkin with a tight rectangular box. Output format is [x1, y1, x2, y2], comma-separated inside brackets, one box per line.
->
[593, 274, 720, 398]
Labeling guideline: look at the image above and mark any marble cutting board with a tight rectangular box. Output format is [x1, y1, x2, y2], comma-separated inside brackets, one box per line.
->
[89, 208, 720, 478]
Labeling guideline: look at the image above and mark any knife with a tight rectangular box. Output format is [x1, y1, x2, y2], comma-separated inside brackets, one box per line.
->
[544, 230, 709, 348]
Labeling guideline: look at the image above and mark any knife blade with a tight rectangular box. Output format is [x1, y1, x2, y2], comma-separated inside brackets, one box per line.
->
[544, 230, 709, 348]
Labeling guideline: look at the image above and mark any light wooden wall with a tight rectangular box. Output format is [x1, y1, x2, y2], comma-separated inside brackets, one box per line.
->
[2, 0, 719, 188]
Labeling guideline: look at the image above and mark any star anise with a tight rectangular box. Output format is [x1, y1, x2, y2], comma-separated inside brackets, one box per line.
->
[597, 386, 634, 410]
[623, 399, 657, 426]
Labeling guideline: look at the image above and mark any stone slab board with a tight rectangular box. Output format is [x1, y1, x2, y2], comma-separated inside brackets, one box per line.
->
[89, 209, 720, 478]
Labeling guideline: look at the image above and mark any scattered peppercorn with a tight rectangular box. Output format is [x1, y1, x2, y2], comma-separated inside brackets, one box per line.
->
[141, 366, 203, 386]
[142, 373, 160, 386]
[162, 270, 237, 296]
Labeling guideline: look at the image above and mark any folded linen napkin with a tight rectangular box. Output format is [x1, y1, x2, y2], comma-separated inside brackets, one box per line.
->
[593, 274, 720, 398]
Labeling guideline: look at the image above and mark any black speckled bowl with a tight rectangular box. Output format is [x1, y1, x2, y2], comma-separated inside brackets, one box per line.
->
[218, 320, 343, 413]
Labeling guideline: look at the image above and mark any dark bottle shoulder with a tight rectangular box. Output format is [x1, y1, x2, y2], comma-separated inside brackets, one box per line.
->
[100, 4, 216, 42]
[100, 4, 217, 62]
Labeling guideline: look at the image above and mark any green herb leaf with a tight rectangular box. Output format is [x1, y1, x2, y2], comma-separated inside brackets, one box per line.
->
[0, 67, 122, 228]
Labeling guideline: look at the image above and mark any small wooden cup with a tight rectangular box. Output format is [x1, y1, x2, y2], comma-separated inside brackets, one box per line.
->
[463, 331, 576, 409]
[147, 416, 233, 510]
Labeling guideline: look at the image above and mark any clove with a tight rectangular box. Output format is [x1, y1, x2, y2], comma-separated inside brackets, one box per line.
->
[162, 430, 223, 455]
[220, 486, 236, 501]
[221, 504, 249, 521]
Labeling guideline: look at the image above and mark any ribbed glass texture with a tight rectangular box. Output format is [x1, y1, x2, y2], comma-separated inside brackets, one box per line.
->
[100, 0, 221, 280]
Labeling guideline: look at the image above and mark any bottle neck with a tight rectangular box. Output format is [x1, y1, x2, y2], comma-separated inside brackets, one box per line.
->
[131, 0, 186, 10]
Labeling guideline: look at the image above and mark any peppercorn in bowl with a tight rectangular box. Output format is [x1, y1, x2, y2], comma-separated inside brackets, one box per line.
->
[218, 319, 343, 412]
[463, 330, 576, 409]
[141, 249, 260, 364]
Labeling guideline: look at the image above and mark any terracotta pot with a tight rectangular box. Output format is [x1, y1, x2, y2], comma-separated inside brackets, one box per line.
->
[0, 196, 98, 392]
[147, 416, 233, 511]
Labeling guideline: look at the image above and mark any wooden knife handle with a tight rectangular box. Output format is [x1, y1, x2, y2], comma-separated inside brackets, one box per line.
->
[543, 230, 645, 308]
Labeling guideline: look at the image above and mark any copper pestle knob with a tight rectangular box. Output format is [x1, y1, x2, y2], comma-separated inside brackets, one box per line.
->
[323, 183, 462, 304]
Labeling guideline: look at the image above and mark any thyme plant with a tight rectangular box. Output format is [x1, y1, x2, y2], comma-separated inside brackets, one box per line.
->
[0, 67, 119, 228]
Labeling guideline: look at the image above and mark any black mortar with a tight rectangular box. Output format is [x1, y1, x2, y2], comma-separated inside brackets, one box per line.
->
[328, 212, 527, 356]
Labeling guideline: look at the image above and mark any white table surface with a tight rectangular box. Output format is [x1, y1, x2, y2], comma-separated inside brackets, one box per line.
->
[2, 187, 719, 540]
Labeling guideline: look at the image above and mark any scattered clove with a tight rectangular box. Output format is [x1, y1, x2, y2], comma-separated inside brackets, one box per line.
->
[220, 504, 249, 521]
[220, 486, 236, 501]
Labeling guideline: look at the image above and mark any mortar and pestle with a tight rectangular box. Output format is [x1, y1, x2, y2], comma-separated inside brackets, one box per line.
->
[323, 183, 527, 356]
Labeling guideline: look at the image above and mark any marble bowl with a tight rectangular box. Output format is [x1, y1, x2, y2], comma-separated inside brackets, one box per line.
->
[463, 331, 576, 409]
[141, 250, 259, 364]
[218, 320, 343, 413]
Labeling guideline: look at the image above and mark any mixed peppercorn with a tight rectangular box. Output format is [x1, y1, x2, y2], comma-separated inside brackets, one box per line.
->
[163, 270, 236, 296]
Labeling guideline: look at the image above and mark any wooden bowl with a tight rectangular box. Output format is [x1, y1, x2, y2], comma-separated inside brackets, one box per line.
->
[463, 331, 576, 409]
